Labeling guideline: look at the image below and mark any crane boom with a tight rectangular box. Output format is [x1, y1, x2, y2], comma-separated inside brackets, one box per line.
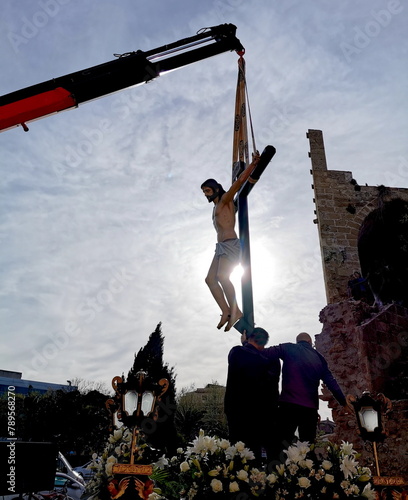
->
[0, 24, 244, 132]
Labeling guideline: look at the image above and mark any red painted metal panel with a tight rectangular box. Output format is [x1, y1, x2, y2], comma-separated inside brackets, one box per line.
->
[0, 87, 77, 131]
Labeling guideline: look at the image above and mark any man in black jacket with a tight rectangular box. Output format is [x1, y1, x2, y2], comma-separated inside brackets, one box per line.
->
[224, 328, 280, 461]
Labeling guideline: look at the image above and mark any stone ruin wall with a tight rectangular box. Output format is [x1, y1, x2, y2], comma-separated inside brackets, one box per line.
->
[307, 129, 408, 304]
[315, 301, 408, 477]
[306, 130, 408, 478]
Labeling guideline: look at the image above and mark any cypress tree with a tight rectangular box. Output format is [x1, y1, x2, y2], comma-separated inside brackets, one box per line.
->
[126, 323, 179, 454]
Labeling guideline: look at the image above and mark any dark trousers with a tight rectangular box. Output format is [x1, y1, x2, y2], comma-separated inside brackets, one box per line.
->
[227, 415, 263, 462]
[275, 402, 318, 459]
[227, 411, 279, 466]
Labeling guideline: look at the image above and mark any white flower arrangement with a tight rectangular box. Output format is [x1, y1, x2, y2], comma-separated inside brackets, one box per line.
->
[87, 428, 376, 500]
[260, 440, 376, 500]
[154, 432, 375, 499]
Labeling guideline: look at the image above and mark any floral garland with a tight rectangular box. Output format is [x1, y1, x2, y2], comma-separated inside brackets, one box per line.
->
[86, 428, 376, 500]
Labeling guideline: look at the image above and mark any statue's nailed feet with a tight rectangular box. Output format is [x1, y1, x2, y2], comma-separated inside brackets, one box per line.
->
[217, 312, 230, 330]
[224, 308, 243, 332]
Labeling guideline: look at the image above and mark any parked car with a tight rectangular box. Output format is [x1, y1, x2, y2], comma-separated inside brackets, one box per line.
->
[1, 474, 85, 500]
[0, 453, 85, 500]
[56, 452, 85, 486]
[73, 458, 100, 482]
[54, 473, 85, 500]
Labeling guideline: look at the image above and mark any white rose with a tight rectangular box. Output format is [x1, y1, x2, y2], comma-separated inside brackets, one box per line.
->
[210, 479, 223, 493]
[180, 461, 190, 472]
[322, 460, 332, 470]
[325, 474, 335, 483]
[236, 470, 249, 482]
[235, 441, 245, 452]
[229, 481, 240, 493]
[266, 473, 278, 484]
[218, 439, 230, 449]
[298, 477, 311, 489]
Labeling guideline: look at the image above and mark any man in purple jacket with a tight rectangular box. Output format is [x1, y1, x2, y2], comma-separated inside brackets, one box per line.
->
[263, 332, 347, 453]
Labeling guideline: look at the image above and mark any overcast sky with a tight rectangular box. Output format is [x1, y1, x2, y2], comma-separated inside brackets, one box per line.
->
[1, 1, 407, 417]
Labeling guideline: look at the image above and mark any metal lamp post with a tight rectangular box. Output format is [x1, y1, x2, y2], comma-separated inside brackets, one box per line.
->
[347, 391, 391, 477]
[105, 370, 169, 498]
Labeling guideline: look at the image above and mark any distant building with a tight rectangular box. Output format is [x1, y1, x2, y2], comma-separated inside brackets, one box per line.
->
[186, 384, 226, 405]
[180, 383, 227, 429]
[0, 369, 76, 396]
[317, 417, 335, 436]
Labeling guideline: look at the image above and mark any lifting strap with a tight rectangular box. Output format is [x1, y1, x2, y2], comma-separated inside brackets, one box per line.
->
[232, 53, 256, 182]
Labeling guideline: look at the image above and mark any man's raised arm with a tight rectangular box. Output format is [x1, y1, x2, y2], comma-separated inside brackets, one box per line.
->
[221, 151, 260, 204]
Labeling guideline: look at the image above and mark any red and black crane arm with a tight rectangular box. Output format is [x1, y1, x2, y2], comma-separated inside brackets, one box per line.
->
[0, 23, 244, 133]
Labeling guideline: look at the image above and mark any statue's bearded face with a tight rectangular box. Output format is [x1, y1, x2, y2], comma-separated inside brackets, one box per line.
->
[202, 186, 217, 202]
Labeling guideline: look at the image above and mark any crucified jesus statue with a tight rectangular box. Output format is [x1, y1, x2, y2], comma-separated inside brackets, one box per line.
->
[201, 151, 260, 332]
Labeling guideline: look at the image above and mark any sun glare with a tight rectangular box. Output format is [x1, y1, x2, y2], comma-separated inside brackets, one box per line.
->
[195, 243, 277, 314]
[230, 244, 277, 306]
[230, 263, 244, 283]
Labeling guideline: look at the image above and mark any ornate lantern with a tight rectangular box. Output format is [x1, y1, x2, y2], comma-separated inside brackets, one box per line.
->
[105, 370, 169, 499]
[347, 391, 391, 477]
